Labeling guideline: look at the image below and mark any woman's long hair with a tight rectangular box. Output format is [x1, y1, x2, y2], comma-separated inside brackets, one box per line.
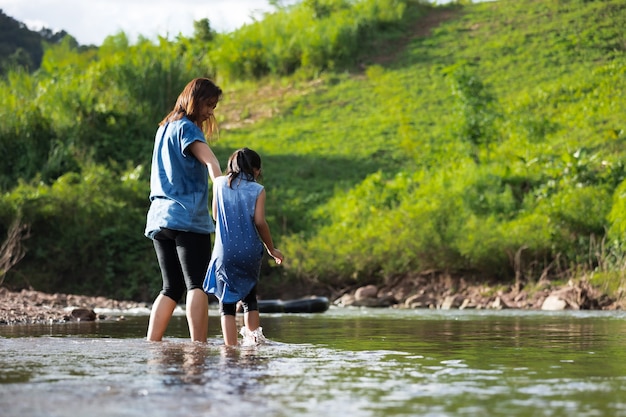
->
[160, 78, 222, 140]
[226, 148, 262, 188]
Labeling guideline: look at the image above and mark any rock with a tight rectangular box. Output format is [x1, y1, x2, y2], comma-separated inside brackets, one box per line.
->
[335, 293, 356, 307]
[334, 291, 394, 308]
[459, 298, 475, 310]
[377, 293, 398, 307]
[541, 283, 590, 311]
[354, 285, 378, 300]
[490, 296, 507, 310]
[70, 308, 97, 321]
[353, 298, 388, 307]
[405, 292, 437, 309]
[541, 295, 568, 311]
[440, 295, 462, 310]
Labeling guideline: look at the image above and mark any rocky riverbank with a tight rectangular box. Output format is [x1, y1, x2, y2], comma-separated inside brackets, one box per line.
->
[0, 287, 149, 325]
[334, 273, 624, 311]
[1, 274, 623, 326]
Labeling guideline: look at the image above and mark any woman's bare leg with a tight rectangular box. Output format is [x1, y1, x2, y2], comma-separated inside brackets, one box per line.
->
[186, 288, 209, 342]
[146, 294, 177, 341]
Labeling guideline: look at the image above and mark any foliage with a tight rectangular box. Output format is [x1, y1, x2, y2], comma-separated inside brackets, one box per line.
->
[0, 164, 156, 300]
[608, 179, 626, 243]
[1, 0, 626, 300]
[0, 9, 80, 75]
[446, 62, 500, 162]
[211, 0, 410, 80]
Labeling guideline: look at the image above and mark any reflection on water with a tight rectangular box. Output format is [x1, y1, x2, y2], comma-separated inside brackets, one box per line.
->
[146, 341, 270, 389]
[1, 308, 626, 417]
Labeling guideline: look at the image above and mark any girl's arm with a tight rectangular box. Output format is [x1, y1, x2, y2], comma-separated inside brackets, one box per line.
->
[254, 189, 284, 264]
[188, 141, 222, 181]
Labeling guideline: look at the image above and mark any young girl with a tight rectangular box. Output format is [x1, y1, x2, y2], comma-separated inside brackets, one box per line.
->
[203, 147, 284, 346]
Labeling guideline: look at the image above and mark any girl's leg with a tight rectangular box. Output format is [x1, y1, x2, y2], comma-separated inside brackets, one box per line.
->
[244, 310, 260, 332]
[220, 302, 238, 346]
[221, 314, 238, 346]
[242, 285, 260, 331]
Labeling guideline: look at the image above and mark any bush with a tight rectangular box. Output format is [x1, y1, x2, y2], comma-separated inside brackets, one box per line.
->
[608, 179, 626, 244]
[1, 164, 157, 300]
[213, 0, 410, 80]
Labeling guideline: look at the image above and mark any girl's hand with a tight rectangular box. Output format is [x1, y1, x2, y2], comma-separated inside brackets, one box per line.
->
[269, 248, 284, 265]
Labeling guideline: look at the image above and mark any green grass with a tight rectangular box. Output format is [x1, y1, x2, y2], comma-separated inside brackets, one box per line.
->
[209, 0, 626, 289]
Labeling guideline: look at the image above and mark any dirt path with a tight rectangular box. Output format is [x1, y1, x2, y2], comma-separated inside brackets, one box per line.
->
[367, 7, 459, 66]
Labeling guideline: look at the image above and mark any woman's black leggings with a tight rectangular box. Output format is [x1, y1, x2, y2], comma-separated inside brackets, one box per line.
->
[152, 228, 211, 303]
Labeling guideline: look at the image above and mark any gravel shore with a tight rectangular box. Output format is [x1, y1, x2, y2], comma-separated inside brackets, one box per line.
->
[0, 287, 149, 325]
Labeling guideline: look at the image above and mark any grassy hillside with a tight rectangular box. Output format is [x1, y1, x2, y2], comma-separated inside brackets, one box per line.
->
[213, 0, 626, 291]
[1, 0, 625, 301]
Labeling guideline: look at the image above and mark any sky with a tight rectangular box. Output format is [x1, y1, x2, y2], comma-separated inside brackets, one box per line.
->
[0, 0, 287, 45]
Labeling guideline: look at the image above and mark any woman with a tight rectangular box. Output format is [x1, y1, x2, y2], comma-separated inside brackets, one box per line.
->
[144, 78, 222, 342]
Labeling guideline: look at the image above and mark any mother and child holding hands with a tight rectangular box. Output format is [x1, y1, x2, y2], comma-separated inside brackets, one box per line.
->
[144, 77, 284, 346]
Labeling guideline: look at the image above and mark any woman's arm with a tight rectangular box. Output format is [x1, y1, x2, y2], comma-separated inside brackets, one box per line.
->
[254, 189, 283, 264]
[188, 141, 222, 181]
[211, 183, 218, 220]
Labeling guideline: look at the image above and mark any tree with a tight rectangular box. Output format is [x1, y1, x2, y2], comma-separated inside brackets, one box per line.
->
[193, 18, 215, 42]
[448, 64, 500, 163]
[0, 9, 78, 73]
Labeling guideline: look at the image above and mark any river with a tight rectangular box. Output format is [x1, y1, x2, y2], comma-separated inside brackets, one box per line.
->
[1, 307, 625, 417]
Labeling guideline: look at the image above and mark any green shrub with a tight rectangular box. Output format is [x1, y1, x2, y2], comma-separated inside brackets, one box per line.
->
[1, 164, 156, 300]
[213, 0, 409, 80]
[608, 179, 626, 244]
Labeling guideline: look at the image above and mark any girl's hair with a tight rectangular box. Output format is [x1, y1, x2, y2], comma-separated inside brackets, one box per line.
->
[160, 78, 222, 140]
[226, 147, 262, 188]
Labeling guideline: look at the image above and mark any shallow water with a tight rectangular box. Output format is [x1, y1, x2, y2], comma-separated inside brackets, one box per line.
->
[1, 308, 626, 417]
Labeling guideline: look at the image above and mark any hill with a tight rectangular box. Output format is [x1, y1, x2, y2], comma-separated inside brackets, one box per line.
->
[216, 0, 626, 291]
[0, 9, 78, 74]
[0, 0, 624, 307]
